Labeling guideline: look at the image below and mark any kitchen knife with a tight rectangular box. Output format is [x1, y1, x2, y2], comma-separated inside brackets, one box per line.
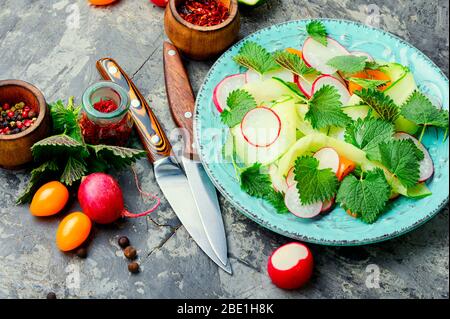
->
[96, 58, 232, 274]
[162, 41, 229, 267]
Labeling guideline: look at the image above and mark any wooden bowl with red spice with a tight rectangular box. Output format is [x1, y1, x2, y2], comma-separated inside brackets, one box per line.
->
[0, 80, 51, 169]
[164, 0, 240, 60]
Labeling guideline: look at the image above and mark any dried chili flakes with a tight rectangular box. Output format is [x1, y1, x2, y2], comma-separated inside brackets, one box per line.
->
[93, 98, 118, 113]
[178, 0, 229, 27]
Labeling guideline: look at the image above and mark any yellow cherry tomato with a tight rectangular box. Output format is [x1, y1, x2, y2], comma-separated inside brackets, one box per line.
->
[56, 212, 92, 252]
[30, 181, 69, 217]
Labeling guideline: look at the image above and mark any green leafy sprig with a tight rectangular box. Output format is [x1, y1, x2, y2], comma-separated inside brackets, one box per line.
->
[17, 98, 147, 204]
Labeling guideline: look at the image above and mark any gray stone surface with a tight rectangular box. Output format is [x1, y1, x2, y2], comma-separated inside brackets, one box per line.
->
[0, 0, 448, 299]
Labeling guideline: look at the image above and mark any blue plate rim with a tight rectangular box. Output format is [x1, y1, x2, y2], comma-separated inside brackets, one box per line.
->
[193, 18, 449, 246]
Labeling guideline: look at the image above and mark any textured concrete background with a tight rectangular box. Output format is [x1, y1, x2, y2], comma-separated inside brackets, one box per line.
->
[0, 0, 448, 299]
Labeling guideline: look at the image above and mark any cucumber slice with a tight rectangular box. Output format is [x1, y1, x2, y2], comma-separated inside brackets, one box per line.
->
[243, 78, 299, 105]
[342, 104, 370, 120]
[232, 100, 297, 165]
[238, 0, 267, 10]
[406, 183, 432, 199]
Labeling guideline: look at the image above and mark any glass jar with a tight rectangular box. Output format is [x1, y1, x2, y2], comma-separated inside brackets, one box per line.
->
[79, 81, 133, 146]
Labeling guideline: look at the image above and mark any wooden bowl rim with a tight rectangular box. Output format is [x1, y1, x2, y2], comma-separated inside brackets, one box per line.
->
[0, 79, 47, 141]
[168, 0, 239, 32]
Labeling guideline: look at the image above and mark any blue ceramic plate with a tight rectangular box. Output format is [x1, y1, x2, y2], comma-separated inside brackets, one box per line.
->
[194, 19, 449, 246]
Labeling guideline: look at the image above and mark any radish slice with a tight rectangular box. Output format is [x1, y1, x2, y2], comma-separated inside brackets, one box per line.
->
[213, 74, 246, 113]
[313, 147, 340, 173]
[285, 167, 296, 187]
[350, 51, 375, 62]
[240, 107, 281, 147]
[269, 164, 288, 193]
[284, 186, 322, 218]
[311, 75, 351, 105]
[394, 132, 434, 182]
[245, 69, 261, 84]
[294, 73, 319, 98]
[302, 36, 350, 75]
[321, 198, 335, 213]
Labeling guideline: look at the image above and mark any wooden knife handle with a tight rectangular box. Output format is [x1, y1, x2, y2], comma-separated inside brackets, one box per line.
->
[163, 41, 196, 159]
[96, 58, 172, 163]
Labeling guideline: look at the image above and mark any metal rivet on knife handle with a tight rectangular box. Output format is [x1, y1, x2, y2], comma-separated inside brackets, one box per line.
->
[96, 57, 173, 163]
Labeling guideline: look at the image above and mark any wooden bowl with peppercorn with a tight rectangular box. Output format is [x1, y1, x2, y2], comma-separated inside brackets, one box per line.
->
[164, 0, 240, 60]
[0, 80, 51, 169]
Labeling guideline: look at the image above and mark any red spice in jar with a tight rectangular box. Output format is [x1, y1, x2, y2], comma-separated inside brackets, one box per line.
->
[93, 98, 118, 113]
[178, 0, 229, 27]
[79, 113, 132, 146]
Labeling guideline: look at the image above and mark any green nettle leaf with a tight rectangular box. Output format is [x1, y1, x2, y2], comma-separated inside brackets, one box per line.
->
[400, 90, 449, 141]
[305, 85, 351, 129]
[220, 89, 257, 127]
[273, 50, 318, 76]
[240, 163, 289, 213]
[306, 20, 328, 46]
[354, 88, 400, 122]
[32, 134, 88, 161]
[88, 144, 147, 170]
[16, 160, 59, 204]
[378, 139, 422, 188]
[49, 97, 83, 143]
[336, 168, 391, 224]
[294, 156, 339, 204]
[344, 117, 395, 161]
[233, 41, 280, 75]
[60, 157, 88, 186]
[327, 55, 368, 74]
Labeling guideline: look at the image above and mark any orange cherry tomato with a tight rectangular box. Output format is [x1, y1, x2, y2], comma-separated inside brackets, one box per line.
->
[88, 0, 118, 5]
[336, 155, 356, 181]
[56, 212, 92, 252]
[286, 48, 303, 58]
[30, 181, 69, 217]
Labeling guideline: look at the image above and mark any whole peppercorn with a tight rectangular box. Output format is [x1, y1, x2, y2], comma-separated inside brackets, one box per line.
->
[75, 247, 88, 259]
[124, 246, 137, 260]
[46, 292, 57, 299]
[118, 236, 130, 248]
[3, 103, 10, 110]
[128, 262, 140, 274]
[7, 111, 14, 118]
[28, 110, 36, 118]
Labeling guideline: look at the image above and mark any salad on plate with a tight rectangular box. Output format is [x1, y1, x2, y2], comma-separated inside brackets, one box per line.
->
[212, 20, 449, 224]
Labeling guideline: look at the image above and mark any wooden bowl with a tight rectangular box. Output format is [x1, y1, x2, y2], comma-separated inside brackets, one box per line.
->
[0, 80, 51, 169]
[164, 0, 240, 60]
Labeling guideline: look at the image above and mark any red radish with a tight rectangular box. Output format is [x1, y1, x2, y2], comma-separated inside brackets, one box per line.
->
[313, 147, 340, 174]
[321, 198, 335, 213]
[350, 51, 375, 62]
[284, 185, 322, 218]
[294, 73, 319, 98]
[213, 74, 246, 113]
[78, 173, 159, 224]
[267, 242, 314, 290]
[312, 75, 351, 105]
[269, 164, 288, 193]
[285, 167, 296, 187]
[240, 107, 281, 147]
[394, 132, 434, 182]
[302, 36, 350, 75]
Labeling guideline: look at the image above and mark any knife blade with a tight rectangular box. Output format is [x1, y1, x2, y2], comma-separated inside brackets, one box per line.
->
[96, 58, 232, 274]
[162, 41, 229, 266]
